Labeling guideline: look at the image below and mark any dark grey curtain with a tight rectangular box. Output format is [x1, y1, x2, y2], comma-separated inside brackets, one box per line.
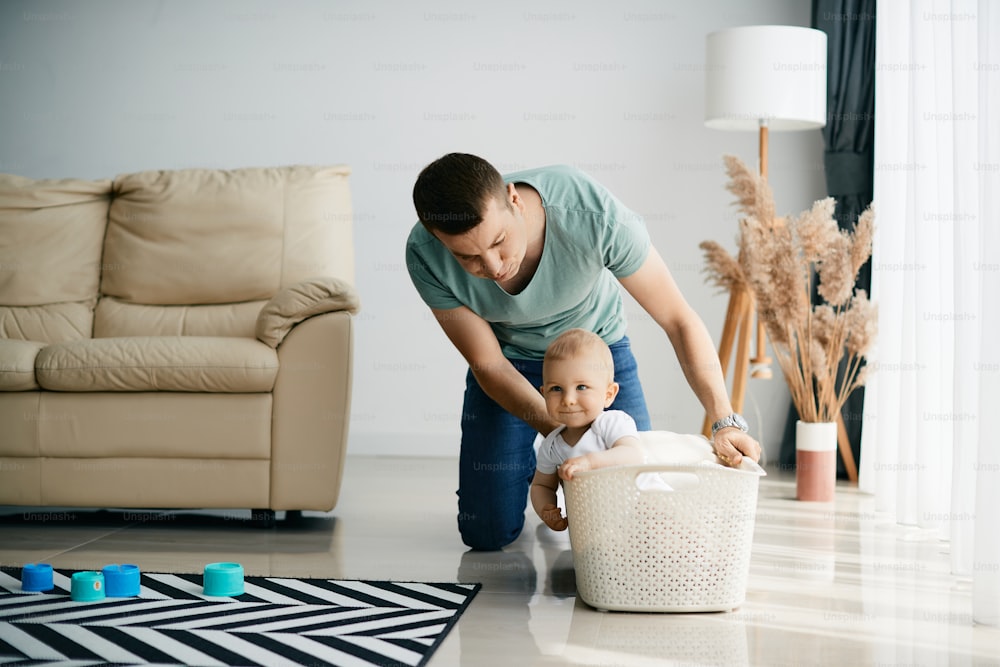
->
[779, 0, 876, 477]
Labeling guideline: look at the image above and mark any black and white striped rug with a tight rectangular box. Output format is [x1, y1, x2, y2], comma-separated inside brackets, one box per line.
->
[0, 567, 480, 666]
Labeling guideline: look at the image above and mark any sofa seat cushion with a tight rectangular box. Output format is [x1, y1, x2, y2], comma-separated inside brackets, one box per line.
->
[0, 339, 46, 391]
[35, 337, 278, 392]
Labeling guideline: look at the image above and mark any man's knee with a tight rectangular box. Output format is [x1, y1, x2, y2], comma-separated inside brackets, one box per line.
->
[458, 511, 524, 551]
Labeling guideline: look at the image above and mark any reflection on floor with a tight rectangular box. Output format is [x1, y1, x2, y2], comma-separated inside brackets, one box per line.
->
[1, 455, 998, 666]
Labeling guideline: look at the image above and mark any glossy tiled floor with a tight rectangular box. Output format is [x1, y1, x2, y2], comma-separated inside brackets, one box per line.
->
[2, 455, 998, 666]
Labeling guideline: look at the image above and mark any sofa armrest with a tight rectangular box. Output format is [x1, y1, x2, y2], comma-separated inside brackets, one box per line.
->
[255, 277, 360, 348]
[270, 310, 353, 511]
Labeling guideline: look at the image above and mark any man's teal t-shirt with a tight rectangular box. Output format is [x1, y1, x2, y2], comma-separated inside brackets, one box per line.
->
[405, 164, 651, 360]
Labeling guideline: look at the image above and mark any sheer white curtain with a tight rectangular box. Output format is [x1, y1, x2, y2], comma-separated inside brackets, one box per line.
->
[861, 0, 1000, 626]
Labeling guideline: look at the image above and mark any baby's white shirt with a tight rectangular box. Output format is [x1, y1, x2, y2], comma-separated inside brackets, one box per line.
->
[535, 410, 638, 474]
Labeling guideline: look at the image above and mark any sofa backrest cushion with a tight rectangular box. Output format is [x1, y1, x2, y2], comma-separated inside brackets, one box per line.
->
[0, 303, 100, 344]
[93, 297, 264, 338]
[0, 173, 112, 343]
[101, 165, 354, 306]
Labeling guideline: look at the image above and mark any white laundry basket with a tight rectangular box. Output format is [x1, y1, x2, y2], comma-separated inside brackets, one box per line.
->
[564, 460, 765, 612]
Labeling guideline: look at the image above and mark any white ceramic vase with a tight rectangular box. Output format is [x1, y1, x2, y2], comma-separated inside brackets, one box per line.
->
[795, 420, 837, 502]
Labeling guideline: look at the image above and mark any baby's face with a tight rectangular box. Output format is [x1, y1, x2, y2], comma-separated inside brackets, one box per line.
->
[540, 356, 616, 429]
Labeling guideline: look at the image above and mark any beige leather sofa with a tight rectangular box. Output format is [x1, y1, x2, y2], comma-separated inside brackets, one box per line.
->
[0, 165, 359, 515]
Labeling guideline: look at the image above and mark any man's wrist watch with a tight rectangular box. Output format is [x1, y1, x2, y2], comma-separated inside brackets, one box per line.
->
[711, 413, 749, 438]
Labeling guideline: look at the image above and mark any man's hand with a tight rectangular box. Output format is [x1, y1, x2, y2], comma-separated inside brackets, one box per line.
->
[558, 455, 592, 481]
[713, 428, 762, 467]
[540, 504, 568, 531]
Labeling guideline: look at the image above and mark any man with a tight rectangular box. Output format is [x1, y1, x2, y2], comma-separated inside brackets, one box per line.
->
[406, 152, 760, 550]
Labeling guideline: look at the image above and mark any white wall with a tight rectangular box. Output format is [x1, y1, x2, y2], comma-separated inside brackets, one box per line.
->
[0, 0, 826, 463]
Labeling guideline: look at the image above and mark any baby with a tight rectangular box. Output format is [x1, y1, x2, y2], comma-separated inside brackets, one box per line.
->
[529, 328, 645, 531]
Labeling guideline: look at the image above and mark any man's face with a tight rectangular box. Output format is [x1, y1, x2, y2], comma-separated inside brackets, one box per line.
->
[432, 186, 527, 282]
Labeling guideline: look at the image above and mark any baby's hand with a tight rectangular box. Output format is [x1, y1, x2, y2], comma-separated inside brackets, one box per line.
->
[540, 504, 568, 531]
[559, 456, 591, 481]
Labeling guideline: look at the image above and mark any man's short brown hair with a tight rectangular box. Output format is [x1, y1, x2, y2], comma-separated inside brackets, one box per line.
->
[412, 153, 510, 235]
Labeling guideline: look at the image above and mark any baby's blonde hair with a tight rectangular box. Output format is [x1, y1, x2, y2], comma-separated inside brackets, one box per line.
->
[543, 328, 615, 381]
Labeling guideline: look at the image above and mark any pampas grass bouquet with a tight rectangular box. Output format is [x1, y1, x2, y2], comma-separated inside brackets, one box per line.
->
[700, 155, 877, 425]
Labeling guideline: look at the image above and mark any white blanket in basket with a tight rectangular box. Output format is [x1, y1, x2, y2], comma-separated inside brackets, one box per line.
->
[638, 430, 718, 465]
[635, 430, 760, 490]
[637, 430, 765, 481]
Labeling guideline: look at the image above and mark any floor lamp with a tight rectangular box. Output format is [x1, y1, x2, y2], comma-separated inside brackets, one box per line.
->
[699, 26, 845, 470]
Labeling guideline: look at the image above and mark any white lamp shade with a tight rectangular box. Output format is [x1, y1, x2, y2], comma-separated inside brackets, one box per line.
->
[704, 25, 827, 131]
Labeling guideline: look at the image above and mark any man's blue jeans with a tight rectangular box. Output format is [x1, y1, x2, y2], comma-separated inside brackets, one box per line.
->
[457, 336, 651, 550]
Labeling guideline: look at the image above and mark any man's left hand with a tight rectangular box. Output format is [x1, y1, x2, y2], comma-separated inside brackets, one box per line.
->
[713, 428, 762, 467]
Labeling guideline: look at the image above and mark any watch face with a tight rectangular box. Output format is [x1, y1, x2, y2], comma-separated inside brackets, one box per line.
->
[734, 414, 748, 430]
